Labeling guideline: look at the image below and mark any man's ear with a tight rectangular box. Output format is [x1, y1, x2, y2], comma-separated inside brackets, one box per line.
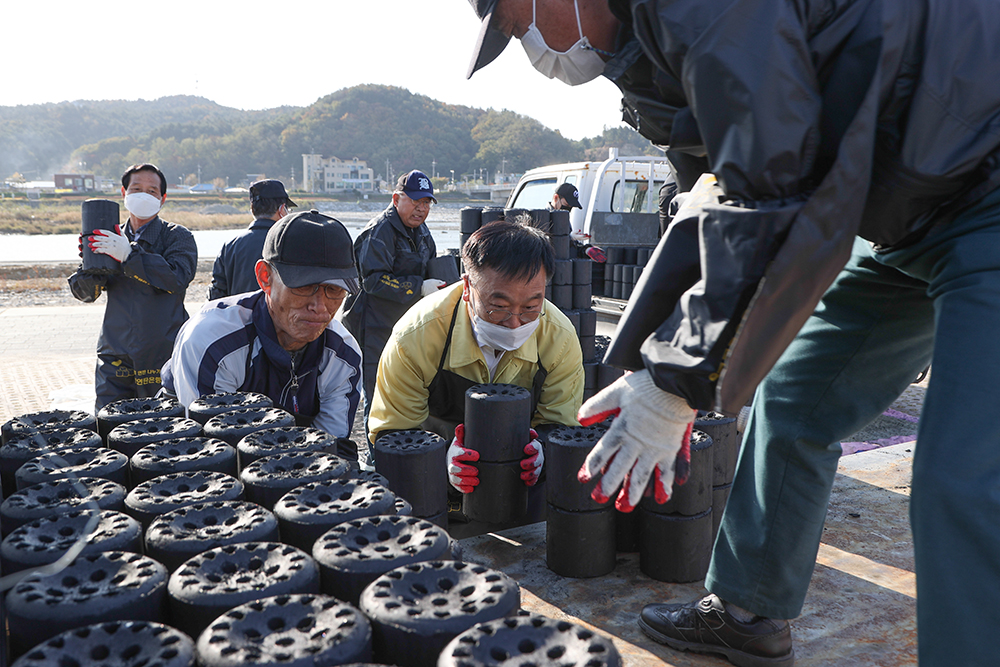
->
[461, 274, 471, 302]
[255, 260, 273, 294]
[391, 192, 401, 208]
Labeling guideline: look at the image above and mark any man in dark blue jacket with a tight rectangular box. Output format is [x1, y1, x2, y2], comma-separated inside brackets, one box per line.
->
[342, 170, 445, 441]
[467, 1, 1000, 665]
[208, 179, 296, 299]
[69, 163, 197, 412]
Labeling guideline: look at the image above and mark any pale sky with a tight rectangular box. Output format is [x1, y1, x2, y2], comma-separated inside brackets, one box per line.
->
[2, 1, 627, 141]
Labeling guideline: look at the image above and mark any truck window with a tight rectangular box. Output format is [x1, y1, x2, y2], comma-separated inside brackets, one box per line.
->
[610, 180, 664, 214]
[510, 178, 558, 210]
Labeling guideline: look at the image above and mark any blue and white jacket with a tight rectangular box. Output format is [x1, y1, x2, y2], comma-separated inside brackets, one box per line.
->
[163, 291, 362, 438]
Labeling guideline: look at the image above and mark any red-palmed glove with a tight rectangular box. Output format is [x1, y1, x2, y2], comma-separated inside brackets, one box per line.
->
[585, 246, 607, 263]
[577, 369, 696, 512]
[520, 429, 544, 487]
[447, 424, 480, 494]
[89, 225, 132, 263]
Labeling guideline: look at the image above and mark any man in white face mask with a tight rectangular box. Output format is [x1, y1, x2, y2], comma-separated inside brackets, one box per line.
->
[369, 217, 584, 534]
[69, 163, 197, 412]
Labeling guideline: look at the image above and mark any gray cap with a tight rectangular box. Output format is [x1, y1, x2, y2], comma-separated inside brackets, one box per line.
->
[263, 209, 359, 293]
[466, 0, 512, 78]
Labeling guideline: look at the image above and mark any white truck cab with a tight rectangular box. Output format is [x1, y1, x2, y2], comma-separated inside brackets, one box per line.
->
[505, 148, 676, 247]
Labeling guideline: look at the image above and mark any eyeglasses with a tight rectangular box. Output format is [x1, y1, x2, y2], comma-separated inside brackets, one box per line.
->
[470, 284, 543, 324]
[288, 284, 348, 299]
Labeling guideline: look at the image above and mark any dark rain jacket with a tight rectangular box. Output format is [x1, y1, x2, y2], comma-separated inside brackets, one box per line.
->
[207, 217, 274, 300]
[602, 0, 1000, 415]
[341, 205, 436, 384]
[68, 216, 198, 403]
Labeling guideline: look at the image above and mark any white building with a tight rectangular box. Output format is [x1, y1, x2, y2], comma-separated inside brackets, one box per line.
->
[302, 154, 375, 193]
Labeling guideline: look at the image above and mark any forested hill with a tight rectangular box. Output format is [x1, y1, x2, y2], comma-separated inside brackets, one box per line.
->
[0, 85, 658, 186]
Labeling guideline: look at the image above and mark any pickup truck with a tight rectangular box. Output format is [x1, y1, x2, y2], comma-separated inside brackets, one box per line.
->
[505, 149, 675, 324]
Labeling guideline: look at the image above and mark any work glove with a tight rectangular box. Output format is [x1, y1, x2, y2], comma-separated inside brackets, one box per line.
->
[570, 229, 591, 244]
[89, 225, 132, 263]
[585, 246, 607, 263]
[421, 278, 447, 297]
[577, 369, 696, 512]
[520, 429, 543, 487]
[77, 234, 84, 259]
[447, 424, 480, 494]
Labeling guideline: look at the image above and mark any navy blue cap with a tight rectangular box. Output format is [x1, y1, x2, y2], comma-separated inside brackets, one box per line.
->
[466, 0, 511, 78]
[263, 209, 359, 293]
[556, 182, 582, 209]
[250, 179, 296, 207]
[395, 170, 437, 204]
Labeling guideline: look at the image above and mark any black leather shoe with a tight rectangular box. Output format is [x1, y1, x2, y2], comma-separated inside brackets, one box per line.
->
[639, 594, 794, 667]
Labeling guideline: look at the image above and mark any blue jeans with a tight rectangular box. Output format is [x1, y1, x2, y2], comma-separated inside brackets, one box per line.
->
[706, 187, 1000, 666]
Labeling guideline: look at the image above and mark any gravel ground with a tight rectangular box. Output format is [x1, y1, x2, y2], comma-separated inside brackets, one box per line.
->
[0, 260, 215, 309]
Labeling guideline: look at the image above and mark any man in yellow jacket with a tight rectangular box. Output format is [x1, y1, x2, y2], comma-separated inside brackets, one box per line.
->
[369, 218, 584, 530]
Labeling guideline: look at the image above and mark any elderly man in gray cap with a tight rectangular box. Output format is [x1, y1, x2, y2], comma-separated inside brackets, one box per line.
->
[163, 210, 363, 457]
[208, 179, 297, 299]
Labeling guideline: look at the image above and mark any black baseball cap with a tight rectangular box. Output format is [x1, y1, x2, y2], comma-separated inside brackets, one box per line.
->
[556, 182, 583, 209]
[250, 179, 297, 207]
[263, 209, 359, 293]
[466, 0, 511, 78]
[395, 170, 438, 204]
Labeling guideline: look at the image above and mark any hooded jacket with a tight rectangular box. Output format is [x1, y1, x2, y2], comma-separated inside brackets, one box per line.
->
[603, 0, 1000, 414]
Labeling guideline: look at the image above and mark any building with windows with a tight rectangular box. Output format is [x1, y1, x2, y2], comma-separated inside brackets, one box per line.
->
[302, 155, 375, 193]
[54, 174, 96, 192]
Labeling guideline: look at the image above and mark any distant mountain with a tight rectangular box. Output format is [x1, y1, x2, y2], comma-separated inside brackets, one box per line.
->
[0, 87, 659, 186]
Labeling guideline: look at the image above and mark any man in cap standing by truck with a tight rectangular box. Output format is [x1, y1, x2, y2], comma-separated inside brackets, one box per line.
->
[465, 0, 1000, 665]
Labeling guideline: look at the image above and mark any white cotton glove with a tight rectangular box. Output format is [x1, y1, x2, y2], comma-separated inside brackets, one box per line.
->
[577, 369, 696, 512]
[570, 229, 591, 243]
[421, 279, 447, 297]
[89, 226, 132, 263]
[520, 429, 543, 487]
[447, 424, 480, 494]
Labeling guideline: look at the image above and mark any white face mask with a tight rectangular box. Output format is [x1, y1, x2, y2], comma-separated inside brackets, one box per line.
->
[471, 310, 541, 352]
[520, 0, 606, 86]
[124, 192, 162, 220]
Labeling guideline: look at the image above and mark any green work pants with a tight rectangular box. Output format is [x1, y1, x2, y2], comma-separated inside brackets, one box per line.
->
[706, 187, 1000, 666]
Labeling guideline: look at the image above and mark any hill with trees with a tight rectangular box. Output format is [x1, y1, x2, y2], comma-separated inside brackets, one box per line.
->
[0, 86, 661, 188]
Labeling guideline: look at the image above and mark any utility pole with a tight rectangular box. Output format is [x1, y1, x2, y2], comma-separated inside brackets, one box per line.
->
[432, 160, 437, 180]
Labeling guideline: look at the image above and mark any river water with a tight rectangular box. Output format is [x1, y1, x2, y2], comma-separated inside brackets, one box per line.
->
[0, 202, 464, 264]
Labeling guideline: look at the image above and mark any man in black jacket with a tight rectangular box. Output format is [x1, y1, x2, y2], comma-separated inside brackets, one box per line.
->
[466, 1, 1000, 665]
[208, 179, 296, 299]
[69, 163, 197, 411]
[342, 170, 445, 445]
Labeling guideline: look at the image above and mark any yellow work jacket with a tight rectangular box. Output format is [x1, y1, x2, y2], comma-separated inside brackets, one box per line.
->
[369, 282, 583, 442]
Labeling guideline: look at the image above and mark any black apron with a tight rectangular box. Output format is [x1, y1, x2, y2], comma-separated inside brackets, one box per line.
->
[423, 300, 547, 440]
